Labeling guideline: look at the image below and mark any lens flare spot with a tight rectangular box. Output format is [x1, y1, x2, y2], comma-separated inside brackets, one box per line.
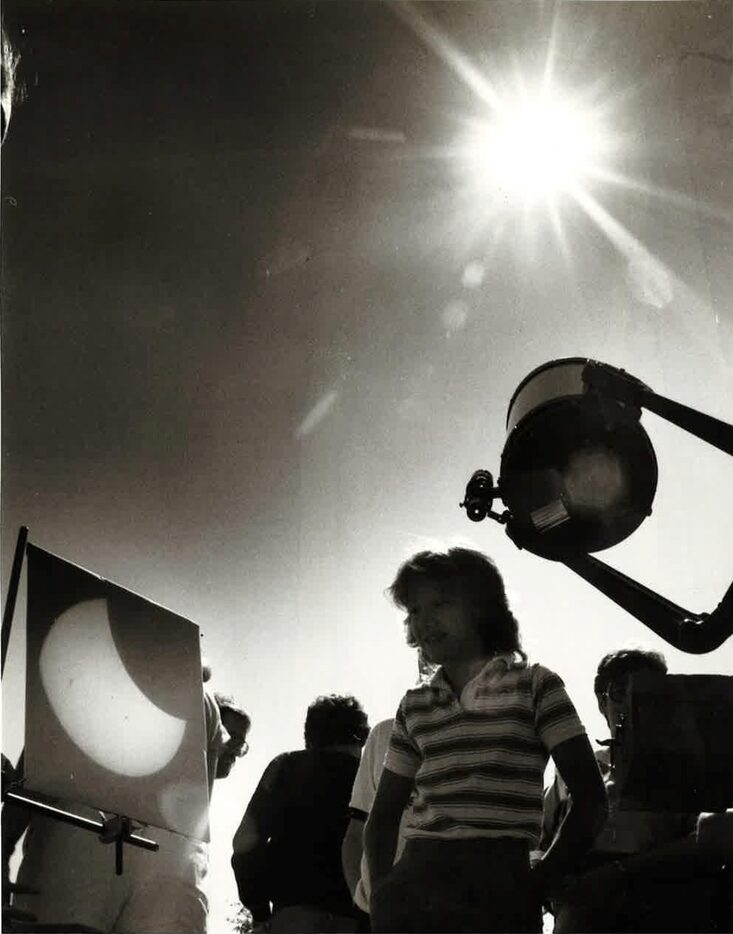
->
[295, 390, 339, 439]
[441, 300, 469, 335]
[462, 262, 486, 289]
[626, 255, 674, 309]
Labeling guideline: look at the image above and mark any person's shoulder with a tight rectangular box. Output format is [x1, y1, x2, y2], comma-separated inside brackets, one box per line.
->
[274, 749, 302, 765]
[203, 685, 219, 713]
[302, 747, 358, 770]
[362, 719, 393, 758]
[366, 718, 395, 747]
[203, 686, 227, 746]
[373, 717, 395, 735]
[525, 663, 577, 706]
[529, 661, 556, 677]
[256, 751, 299, 788]
[402, 680, 438, 703]
[528, 662, 567, 685]
[263, 750, 296, 773]
[397, 679, 447, 720]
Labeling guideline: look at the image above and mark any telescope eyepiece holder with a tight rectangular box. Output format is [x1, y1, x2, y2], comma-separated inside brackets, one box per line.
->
[460, 470, 506, 525]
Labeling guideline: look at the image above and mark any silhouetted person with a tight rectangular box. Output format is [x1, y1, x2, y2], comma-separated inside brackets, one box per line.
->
[232, 694, 370, 933]
[541, 648, 728, 933]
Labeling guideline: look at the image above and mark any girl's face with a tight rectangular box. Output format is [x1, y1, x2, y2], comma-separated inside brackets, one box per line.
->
[404, 579, 485, 665]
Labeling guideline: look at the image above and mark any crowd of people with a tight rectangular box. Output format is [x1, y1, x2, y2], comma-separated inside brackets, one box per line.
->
[2, 547, 732, 933]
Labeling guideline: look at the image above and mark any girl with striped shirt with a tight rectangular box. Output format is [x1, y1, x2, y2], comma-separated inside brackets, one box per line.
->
[365, 548, 607, 933]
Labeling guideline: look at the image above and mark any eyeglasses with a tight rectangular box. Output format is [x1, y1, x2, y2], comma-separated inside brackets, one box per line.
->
[223, 737, 249, 757]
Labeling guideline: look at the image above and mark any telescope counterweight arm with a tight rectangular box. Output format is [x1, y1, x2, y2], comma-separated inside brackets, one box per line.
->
[562, 554, 733, 654]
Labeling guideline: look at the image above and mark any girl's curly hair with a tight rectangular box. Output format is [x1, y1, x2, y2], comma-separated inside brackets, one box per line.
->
[389, 547, 526, 663]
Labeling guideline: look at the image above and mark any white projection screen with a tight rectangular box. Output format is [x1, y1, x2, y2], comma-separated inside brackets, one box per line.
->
[24, 545, 210, 841]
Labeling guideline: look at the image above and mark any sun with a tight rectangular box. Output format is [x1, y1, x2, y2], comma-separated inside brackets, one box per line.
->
[459, 87, 611, 206]
[386, 2, 730, 281]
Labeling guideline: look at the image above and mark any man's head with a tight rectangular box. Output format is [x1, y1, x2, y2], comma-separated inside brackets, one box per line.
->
[214, 693, 251, 779]
[389, 548, 524, 666]
[594, 648, 667, 732]
[304, 694, 369, 754]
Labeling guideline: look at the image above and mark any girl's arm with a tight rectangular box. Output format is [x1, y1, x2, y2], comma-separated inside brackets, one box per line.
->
[533, 734, 608, 894]
[364, 768, 413, 891]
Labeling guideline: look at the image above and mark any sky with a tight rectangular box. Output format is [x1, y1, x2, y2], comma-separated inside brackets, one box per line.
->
[2, 1, 732, 929]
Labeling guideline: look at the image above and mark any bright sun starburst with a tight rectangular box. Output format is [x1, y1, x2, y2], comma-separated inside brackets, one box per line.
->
[463, 90, 609, 203]
[384, 0, 733, 307]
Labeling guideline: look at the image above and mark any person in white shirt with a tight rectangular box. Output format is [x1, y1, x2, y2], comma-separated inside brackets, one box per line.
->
[342, 719, 412, 916]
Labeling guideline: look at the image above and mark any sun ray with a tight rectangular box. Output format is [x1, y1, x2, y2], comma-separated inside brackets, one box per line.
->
[567, 186, 710, 315]
[588, 167, 733, 227]
[570, 186, 666, 265]
[546, 194, 574, 268]
[540, 4, 563, 99]
[569, 186, 642, 257]
[387, 1, 501, 109]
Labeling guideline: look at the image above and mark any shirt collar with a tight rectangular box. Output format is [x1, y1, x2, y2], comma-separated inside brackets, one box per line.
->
[429, 653, 516, 694]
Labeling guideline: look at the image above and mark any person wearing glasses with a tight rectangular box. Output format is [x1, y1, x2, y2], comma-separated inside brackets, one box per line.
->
[6, 670, 234, 933]
[214, 693, 252, 780]
[540, 649, 725, 933]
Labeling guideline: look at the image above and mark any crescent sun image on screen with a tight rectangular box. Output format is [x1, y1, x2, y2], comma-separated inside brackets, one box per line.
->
[39, 598, 187, 778]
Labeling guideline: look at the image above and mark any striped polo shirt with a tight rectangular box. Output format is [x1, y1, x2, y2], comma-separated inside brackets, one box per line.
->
[384, 655, 585, 845]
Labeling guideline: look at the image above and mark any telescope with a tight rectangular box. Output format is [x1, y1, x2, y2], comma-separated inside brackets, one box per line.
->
[461, 358, 733, 653]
